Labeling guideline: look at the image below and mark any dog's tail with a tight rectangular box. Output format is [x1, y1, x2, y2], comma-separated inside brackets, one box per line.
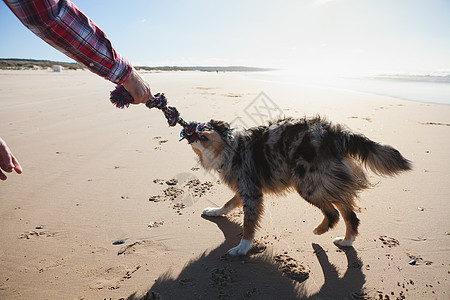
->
[340, 131, 412, 176]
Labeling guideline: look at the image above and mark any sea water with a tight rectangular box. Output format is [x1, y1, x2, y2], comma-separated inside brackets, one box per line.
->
[243, 70, 450, 105]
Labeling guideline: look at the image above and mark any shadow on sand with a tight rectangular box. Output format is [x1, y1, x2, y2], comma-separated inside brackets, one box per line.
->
[127, 216, 365, 299]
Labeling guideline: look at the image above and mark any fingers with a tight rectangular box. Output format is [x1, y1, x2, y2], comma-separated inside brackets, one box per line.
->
[0, 138, 14, 172]
[0, 155, 15, 173]
[0, 138, 22, 180]
[11, 153, 23, 174]
[0, 170, 7, 181]
[122, 68, 153, 105]
[0, 149, 12, 180]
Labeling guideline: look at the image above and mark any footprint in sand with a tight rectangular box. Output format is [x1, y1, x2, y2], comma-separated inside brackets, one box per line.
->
[210, 266, 234, 287]
[149, 176, 215, 206]
[117, 240, 169, 256]
[223, 93, 242, 98]
[420, 121, 450, 127]
[195, 87, 215, 90]
[378, 235, 400, 248]
[38, 258, 65, 273]
[165, 178, 178, 185]
[348, 116, 372, 122]
[148, 221, 164, 228]
[89, 246, 109, 254]
[152, 136, 168, 145]
[163, 187, 184, 201]
[18, 230, 54, 239]
[184, 179, 213, 198]
[89, 264, 141, 290]
[274, 253, 310, 283]
[407, 253, 433, 266]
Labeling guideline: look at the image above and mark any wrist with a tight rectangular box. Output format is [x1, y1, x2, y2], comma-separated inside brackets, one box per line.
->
[122, 68, 152, 104]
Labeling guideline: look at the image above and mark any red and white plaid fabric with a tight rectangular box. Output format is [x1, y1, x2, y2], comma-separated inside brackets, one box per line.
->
[4, 0, 132, 84]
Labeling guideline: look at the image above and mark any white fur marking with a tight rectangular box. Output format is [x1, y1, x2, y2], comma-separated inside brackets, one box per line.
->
[227, 239, 253, 256]
[333, 236, 355, 247]
[202, 206, 227, 217]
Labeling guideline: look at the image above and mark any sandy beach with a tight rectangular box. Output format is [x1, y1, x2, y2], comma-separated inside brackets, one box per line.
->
[0, 69, 449, 299]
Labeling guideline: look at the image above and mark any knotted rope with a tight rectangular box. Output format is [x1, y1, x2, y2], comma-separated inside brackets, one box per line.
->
[110, 85, 210, 143]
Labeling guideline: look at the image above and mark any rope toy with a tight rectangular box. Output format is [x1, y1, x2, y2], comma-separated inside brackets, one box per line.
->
[110, 85, 210, 143]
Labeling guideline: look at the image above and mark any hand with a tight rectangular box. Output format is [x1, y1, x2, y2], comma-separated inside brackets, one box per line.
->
[122, 68, 153, 104]
[0, 137, 22, 181]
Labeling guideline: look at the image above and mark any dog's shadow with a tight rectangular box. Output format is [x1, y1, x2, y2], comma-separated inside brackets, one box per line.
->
[127, 216, 365, 300]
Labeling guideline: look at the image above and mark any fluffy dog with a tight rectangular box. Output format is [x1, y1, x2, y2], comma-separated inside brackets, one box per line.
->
[191, 116, 411, 255]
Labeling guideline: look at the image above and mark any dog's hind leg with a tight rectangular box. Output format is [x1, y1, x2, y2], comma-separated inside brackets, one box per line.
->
[311, 200, 340, 235]
[293, 162, 340, 236]
[298, 194, 340, 235]
[332, 201, 360, 247]
[202, 193, 241, 217]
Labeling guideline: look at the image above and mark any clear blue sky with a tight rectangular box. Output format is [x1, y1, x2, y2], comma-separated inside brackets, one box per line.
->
[1, 0, 449, 75]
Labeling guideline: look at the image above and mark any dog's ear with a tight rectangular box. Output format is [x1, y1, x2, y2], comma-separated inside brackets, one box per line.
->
[209, 119, 231, 136]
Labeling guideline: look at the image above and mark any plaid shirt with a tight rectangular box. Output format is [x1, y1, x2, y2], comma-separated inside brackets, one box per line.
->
[4, 0, 132, 84]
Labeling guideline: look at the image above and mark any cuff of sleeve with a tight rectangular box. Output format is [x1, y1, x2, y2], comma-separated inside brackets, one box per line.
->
[105, 52, 133, 85]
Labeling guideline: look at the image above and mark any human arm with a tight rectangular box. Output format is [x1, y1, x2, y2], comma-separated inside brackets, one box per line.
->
[0, 137, 23, 181]
[4, 0, 151, 104]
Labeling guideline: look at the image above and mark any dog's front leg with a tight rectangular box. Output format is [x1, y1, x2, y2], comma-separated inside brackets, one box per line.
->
[227, 188, 263, 256]
[203, 193, 241, 217]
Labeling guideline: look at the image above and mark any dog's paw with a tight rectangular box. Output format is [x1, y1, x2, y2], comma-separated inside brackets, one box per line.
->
[313, 226, 327, 235]
[333, 236, 355, 247]
[227, 239, 253, 256]
[202, 207, 225, 217]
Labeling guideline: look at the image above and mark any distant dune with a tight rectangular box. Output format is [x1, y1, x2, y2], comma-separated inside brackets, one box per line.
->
[0, 58, 83, 70]
[0, 58, 274, 72]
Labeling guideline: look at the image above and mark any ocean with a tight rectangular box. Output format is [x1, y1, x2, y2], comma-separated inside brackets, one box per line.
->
[243, 70, 450, 105]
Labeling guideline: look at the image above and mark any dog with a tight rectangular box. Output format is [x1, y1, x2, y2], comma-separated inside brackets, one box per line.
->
[191, 116, 411, 255]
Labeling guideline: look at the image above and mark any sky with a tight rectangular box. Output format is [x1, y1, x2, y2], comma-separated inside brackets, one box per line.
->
[1, 0, 450, 76]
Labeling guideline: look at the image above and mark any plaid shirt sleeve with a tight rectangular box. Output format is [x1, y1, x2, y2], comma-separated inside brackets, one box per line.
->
[4, 0, 132, 84]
